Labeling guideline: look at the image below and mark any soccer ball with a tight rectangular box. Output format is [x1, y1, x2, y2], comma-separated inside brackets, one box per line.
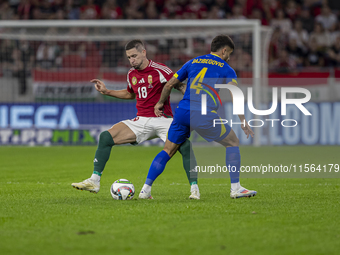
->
[110, 179, 135, 200]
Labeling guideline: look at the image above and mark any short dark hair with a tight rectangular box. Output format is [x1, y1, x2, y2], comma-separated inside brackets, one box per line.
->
[210, 35, 235, 52]
[125, 39, 145, 52]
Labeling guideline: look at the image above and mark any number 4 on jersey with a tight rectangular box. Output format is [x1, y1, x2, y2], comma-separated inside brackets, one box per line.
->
[191, 67, 207, 94]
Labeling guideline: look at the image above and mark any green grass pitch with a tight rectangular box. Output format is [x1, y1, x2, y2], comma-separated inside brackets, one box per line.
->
[1, 146, 340, 255]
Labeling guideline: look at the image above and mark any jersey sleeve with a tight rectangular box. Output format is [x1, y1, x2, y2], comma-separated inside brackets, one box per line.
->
[126, 72, 134, 93]
[154, 62, 174, 82]
[174, 60, 192, 82]
[225, 66, 238, 85]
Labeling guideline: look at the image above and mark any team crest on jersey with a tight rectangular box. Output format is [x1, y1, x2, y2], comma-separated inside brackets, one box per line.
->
[132, 77, 137, 85]
[148, 75, 153, 88]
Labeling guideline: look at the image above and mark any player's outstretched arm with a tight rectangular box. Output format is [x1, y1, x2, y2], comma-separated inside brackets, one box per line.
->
[174, 82, 187, 95]
[155, 76, 181, 116]
[91, 79, 135, 99]
[238, 115, 254, 139]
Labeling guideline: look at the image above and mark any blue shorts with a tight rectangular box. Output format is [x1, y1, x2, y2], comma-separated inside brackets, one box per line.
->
[167, 107, 231, 144]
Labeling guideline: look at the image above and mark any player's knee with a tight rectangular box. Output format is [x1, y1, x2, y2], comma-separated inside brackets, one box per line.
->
[178, 139, 190, 155]
[220, 135, 239, 147]
[229, 137, 239, 147]
[163, 149, 172, 158]
[99, 131, 115, 146]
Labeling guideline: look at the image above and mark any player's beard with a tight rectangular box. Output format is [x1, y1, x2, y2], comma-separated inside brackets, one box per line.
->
[133, 60, 143, 70]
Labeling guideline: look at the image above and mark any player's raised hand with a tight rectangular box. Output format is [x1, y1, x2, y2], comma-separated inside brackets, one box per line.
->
[241, 122, 254, 139]
[154, 102, 164, 117]
[91, 79, 108, 95]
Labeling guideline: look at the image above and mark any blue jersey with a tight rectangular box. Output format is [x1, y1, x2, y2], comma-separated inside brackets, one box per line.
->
[174, 53, 237, 112]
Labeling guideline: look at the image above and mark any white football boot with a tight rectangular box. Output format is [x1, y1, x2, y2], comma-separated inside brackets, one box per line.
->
[230, 186, 257, 199]
[189, 184, 200, 200]
[71, 178, 100, 193]
[138, 189, 153, 199]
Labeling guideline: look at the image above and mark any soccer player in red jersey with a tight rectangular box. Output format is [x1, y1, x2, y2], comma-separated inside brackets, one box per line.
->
[72, 40, 200, 199]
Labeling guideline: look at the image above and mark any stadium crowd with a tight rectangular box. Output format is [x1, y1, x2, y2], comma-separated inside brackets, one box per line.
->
[1, 0, 340, 79]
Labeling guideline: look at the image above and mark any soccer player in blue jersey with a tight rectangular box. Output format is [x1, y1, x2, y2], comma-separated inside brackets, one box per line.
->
[139, 35, 256, 199]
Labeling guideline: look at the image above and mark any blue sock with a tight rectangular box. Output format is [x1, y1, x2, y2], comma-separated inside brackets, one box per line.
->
[226, 146, 240, 184]
[145, 150, 171, 186]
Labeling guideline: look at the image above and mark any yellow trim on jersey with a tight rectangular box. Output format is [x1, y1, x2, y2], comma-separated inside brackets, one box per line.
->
[211, 110, 217, 113]
[210, 53, 222, 59]
[232, 79, 238, 85]
[174, 73, 179, 78]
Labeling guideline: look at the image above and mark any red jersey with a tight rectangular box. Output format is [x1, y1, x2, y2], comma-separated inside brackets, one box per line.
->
[127, 60, 174, 118]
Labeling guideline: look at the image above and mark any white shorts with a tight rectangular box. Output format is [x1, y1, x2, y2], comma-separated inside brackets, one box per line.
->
[122, 116, 173, 144]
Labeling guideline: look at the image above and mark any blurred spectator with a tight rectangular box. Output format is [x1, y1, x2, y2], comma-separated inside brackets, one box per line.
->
[304, 39, 325, 66]
[250, 8, 268, 25]
[125, 0, 145, 19]
[213, 0, 231, 18]
[10, 49, 24, 77]
[299, 8, 314, 33]
[268, 27, 285, 62]
[145, 0, 159, 19]
[53, 0, 65, 10]
[271, 9, 292, 35]
[36, 41, 61, 68]
[238, 33, 252, 55]
[286, 38, 305, 67]
[61, 43, 72, 56]
[9, 0, 21, 9]
[65, 0, 81, 19]
[229, 48, 252, 73]
[17, 0, 32, 20]
[263, 0, 281, 19]
[0, 0, 339, 72]
[77, 42, 87, 59]
[80, 0, 100, 19]
[326, 35, 340, 66]
[36, 46, 55, 70]
[19, 39, 34, 72]
[270, 49, 297, 73]
[289, 19, 309, 51]
[17, 40, 34, 95]
[39, 0, 57, 19]
[5, 48, 27, 94]
[229, 4, 246, 19]
[161, 0, 183, 19]
[285, 0, 300, 21]
[56, 8, 66, 19]
[32, 6, 43, 19]
[0, 1, 16, 20]
[207, 5, 223, 19]
[0, 40, 15, 75]
[183, 0, 207, 19]
[309, 22, 331, 49]
[244, 0, 264, 17]
[315, 5, 337, 31]
[330, 23, 340, 45]
[101, 0, 123, 19]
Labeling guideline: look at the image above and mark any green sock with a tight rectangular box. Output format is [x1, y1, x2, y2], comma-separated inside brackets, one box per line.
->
[178, 139, 198, 185]
[93, 131, 115, 176]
